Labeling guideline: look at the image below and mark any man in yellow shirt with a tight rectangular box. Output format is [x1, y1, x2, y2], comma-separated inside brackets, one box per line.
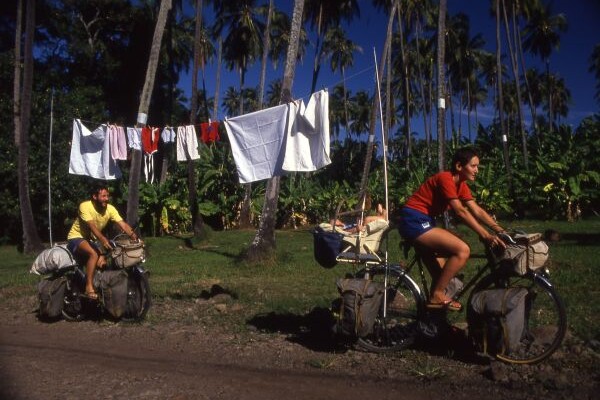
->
[67, 183, 139, 299]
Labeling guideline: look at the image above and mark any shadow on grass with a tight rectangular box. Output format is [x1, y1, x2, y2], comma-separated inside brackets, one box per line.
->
[557, 232, 600, 246]
[246, 307, 349, 353]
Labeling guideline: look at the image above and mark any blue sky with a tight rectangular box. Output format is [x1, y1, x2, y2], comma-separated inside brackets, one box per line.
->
[178, 0, 600, 138]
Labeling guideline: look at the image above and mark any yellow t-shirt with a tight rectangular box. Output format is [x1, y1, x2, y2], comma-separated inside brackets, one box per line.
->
[67, 200, 123, 240]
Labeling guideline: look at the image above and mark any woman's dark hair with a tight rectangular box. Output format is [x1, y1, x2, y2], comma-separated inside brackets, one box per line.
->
[450, 146, 479, 173]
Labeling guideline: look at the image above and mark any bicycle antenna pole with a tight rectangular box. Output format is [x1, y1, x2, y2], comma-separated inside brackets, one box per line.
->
[48, 88, 54, 246]
[373, 48, 389, 220]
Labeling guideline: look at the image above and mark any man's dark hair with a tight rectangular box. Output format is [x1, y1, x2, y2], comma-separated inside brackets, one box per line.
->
[450, 146, 479, 173]
[89, 182, 109, 198]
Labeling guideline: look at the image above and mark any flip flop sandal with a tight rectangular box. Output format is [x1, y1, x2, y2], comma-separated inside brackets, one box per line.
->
[426, 299, 462, 312]
[81, 291, 99, 301]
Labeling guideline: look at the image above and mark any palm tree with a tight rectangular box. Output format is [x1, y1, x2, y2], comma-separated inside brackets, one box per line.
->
[127, 0, 172, 225]
[501, 0, 529, 167]
[247, 0, 305, 261]
[495, 0, 511, 185]
[257, 0, 274, 109]
[589, 43, 600, 105]
[322, 26, 362, 136]
[269, 8, 307, 69]
[304, 0, 360, 93]
[14, 0, 43, 253]
[214, 0, 264, 229]
[436, 0, 447, 171]
[214, 0, 263, 116]
[522, 2, 567, 133]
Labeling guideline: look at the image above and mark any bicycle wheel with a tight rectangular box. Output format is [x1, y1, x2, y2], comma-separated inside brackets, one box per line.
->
[470, 270, 567, 364]
[61, 273, 86, 321]
[121, 271, 151, 322]
[355, 264, 425, 353]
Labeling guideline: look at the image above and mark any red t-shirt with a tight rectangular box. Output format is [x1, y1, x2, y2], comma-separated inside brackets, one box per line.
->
[404, 171, 473, 217]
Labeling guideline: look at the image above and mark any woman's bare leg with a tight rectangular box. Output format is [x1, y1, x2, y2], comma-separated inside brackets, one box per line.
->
[414, 227, 470, 304]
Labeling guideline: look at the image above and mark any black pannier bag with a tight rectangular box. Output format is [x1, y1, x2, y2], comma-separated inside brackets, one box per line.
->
[336, 278, 384, 337]
[313, 226, 344, 268]
[38, 276, 67, 319]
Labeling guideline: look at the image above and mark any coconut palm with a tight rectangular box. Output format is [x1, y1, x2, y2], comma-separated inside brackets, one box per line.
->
[522, 2, 567, 133]
[247, 0, 305, 261]
[322, 26, 362, 136]
[435, 0, 447, 171]
[304, 0, 360, 94]
[214, 0, 264, 116]
[494, 0, 511, 185]
[14, 0, 44, 253]
[127, 0, 172, 225]
[588, 43, 600, 105]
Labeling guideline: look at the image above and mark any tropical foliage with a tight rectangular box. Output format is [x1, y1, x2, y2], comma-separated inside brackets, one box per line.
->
[2, 0, 599, 249]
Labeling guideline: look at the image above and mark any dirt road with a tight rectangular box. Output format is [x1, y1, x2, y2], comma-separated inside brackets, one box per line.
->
[1, 296, 598, 399]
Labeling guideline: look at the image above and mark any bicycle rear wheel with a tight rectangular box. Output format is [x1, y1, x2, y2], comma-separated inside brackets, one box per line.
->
[355, 264, 424, 352]
[470, 270, 567, 364]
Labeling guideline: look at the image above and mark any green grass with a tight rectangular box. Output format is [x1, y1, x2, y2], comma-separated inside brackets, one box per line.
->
[2, 218, 598, 341]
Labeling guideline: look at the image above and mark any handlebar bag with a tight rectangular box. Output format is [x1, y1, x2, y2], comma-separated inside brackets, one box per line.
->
[500, 233, 549, 275]
[111, 241, 145, 268]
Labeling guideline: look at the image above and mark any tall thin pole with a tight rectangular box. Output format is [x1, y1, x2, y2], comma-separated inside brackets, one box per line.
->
[373, 48, 389, 219]
[48, 89, 54, 246]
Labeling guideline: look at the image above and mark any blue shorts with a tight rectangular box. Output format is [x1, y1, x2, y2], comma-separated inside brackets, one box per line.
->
[397, 207, 436, 241]
[67, 238, 101, 255]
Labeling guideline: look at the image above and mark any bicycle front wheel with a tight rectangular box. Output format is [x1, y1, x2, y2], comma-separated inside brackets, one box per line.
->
[355, 264, 425, 353]
[470, 270, 567, 364]
[121, 270, 151, 322]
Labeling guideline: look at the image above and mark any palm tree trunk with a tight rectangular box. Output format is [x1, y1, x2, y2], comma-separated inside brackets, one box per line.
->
[396, 5, 411, 170]
[310, 3, 324, 94]
[247, 0, 305, 261]
[415, 21, 431, 160]
[189, 0, 204, 237]
[436, 0, 447, 172]
[14, 0, 43, 253]
[213, 36, 222, 121]
[258, 0, 274, 108]
[502, 0, 528, 167]
[127, 0, 172, 225]
[496, 0, 512, 188]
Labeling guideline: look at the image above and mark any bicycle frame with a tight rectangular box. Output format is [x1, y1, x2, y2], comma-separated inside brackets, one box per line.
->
[400, 244, 500, 304]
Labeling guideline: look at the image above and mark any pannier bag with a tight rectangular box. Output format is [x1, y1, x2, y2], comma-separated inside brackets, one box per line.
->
[38, 276, 67, 319]
[111, 240, 145, 268]
[500, 233, 549, 275]
[336, 278, 384, 337]
[30, 244, 76, 275]
[468, 287, 528, 356]
[313, 226, 344, 268]
[98, 270, 129, 319]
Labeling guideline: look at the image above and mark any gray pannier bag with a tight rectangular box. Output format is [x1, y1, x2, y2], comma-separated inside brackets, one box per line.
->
[500, 233, 549, 275]
[336, 278, 384, 337]
[97, 270, 128, 319]
[468, 287, 528, 356]
[38, 276, 67, 319]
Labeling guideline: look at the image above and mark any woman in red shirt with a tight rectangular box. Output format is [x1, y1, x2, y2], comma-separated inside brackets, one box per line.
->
[398, 147, 506, 311]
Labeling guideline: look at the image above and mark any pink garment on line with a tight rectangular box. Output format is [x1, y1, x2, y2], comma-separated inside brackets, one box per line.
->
[108, 125, 128, 160]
